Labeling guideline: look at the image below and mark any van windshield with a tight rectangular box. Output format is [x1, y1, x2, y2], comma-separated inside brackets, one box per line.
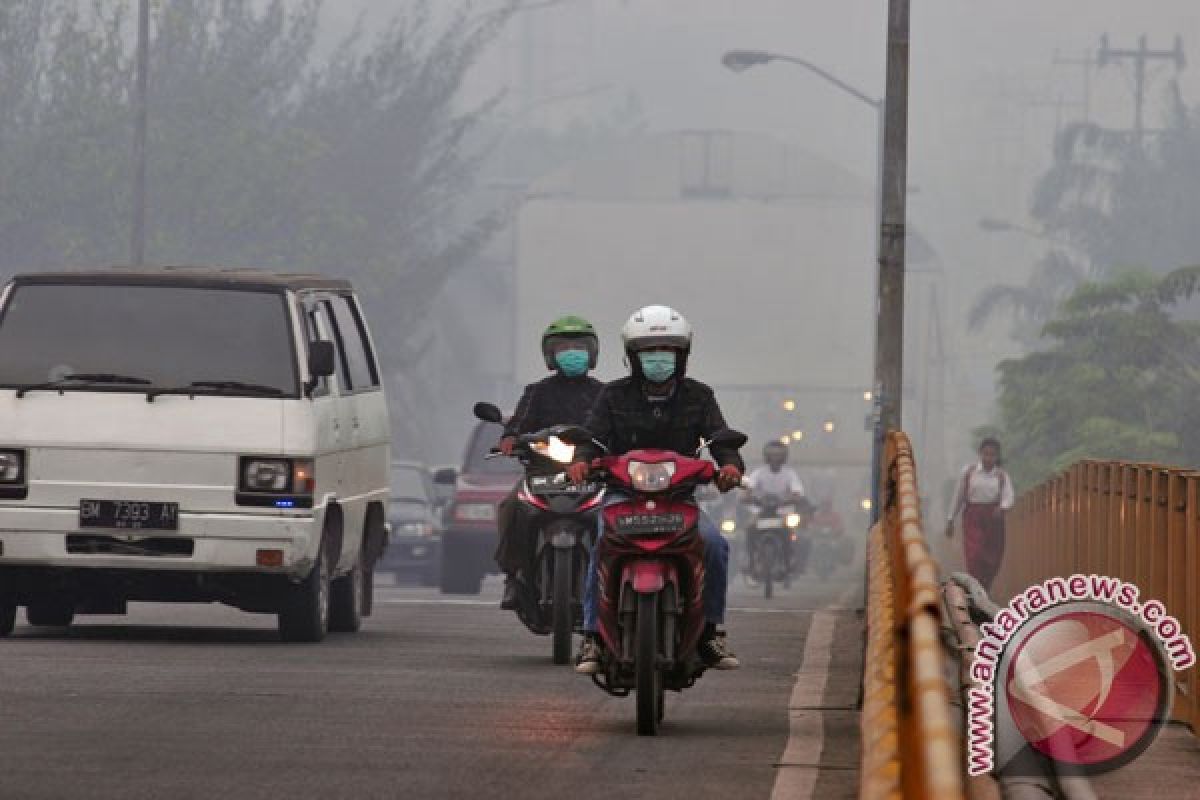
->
[0, 283, 298, 396]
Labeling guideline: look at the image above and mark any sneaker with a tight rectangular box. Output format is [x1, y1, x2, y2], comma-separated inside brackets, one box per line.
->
[500, 576, 519, 610]
[699, 631, 741, 670]
[575, 635, 603, 675]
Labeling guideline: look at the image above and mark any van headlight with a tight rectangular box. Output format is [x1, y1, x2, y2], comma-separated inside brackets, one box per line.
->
[237, 457, 315, 507]
[0, 450, 25, 483]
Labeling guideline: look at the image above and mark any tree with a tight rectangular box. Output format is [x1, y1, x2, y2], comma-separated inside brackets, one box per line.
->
[988, 265, 1200, 488]
[969, 81, 1200, 343]
[0, 0, 513, 457]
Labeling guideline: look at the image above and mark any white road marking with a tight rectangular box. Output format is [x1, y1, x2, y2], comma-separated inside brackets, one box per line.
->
[769, 583, 857, 800]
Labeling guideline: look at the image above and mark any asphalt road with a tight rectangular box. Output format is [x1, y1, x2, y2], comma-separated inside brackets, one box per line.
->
[0, 566, 863, 800]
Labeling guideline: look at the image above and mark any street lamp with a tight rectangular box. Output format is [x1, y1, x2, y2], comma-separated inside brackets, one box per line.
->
[722, 47, 888, 521]
[721, 49, 883, 248]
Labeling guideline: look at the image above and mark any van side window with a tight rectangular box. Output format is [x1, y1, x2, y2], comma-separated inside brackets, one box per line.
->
[320, 299, 355, 392]
[328, 295, 378, 391]
[346, 296, 381, 387]
[302, 304, 334, 397]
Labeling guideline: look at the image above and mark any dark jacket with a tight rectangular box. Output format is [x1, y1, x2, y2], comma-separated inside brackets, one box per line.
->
[504, 374, 605, 438]
[580, 376, 745, 472]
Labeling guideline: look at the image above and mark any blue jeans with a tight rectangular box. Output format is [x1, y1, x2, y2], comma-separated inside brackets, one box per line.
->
[582, 492, 729, 632]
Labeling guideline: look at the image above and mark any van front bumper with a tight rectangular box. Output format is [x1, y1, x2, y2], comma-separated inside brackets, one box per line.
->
[0, 505, 321, 578]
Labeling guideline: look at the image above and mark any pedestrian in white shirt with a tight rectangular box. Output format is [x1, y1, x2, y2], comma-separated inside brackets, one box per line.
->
[944, 437, 1014, 592]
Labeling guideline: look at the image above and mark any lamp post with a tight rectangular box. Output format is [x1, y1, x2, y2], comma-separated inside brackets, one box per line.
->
[721, 50, 884, 260]
[721, 48, 889, 523]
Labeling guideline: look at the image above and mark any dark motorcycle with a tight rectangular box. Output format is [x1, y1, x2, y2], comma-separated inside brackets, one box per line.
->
[563, 425, 749, 736]
[474, 403, 603, 664]
[742, 494, 808, 598]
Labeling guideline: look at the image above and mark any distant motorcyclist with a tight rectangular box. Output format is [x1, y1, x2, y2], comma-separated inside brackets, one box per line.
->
[494, 316, 604, 610]
[745, 441, 811, 574]
[567, 304, 744, 673]
[746, 441, 808, 508]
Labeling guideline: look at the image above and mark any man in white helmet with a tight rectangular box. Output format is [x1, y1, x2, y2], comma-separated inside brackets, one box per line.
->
[567, 305, 744, 672]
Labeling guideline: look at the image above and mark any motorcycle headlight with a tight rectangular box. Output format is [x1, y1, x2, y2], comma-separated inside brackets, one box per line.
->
[627, 460, 676, 492]
[786, 513, 802, 529]
[529, 435, 576, 464]
[0, 449, 24, 484]
[720, 519, 737, 534]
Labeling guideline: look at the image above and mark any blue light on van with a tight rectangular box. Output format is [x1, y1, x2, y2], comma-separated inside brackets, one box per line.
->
[274, 499, 295, 508]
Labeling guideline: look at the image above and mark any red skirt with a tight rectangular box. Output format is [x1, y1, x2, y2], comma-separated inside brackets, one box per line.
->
[963, 502, 1005, 592]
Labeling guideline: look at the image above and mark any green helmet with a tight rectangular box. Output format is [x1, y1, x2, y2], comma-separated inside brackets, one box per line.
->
[542, 315, 599, 371]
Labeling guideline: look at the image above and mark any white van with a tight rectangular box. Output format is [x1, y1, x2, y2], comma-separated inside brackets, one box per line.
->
[0, 268, 391, 642]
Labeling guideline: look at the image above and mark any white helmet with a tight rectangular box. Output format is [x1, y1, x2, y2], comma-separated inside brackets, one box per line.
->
[620, 305, 693, 354]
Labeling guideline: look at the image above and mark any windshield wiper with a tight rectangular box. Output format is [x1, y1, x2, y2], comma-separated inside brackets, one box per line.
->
[15, 373, 153, 398]
[146, 380, 286, 402]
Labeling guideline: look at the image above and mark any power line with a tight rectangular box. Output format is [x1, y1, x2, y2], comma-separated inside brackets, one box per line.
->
[1097, 34, 1186, 146]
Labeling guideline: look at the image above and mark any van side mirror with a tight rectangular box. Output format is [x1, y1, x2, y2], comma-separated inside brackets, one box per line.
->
[308, 341, 336, 378]
[433, 467, 458, 485]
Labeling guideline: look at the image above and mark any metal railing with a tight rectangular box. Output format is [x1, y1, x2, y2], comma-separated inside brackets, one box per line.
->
[994, 460, 1200, 733]
[861, 431, 964, 799]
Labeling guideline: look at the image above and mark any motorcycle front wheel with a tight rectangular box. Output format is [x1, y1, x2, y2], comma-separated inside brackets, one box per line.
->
[551, 547, 573, 665]
[635, 592, 662, 736]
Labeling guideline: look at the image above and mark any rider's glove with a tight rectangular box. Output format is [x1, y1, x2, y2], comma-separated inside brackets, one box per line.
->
[716, 465, 742, 493]
[498, 436, 516, 456]
[567, 461, 590, 485]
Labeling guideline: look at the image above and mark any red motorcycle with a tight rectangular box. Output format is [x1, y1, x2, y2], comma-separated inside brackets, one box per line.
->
[566, 427, 747, 736]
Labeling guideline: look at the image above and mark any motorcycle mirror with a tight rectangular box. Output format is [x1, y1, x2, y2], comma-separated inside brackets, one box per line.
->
[473, 402, 504, 424]
[708, 429, 749, 450]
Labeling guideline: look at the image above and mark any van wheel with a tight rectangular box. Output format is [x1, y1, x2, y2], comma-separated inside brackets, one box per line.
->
[279, 542, 331, 643]
[0, 602, 15, 636]
[26, 599, 75, 627]
[329, 558, 364, 633]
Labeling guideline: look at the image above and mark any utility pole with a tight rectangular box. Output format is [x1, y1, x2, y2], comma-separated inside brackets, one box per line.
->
[1052, 49, 1096, 124]
[1097, 34, 1185, 146]
[130, 0, 149, 266]
[870, 0, 910, 520]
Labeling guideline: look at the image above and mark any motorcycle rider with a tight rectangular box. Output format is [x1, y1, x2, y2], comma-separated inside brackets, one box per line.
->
[746, 441, 808, 506]
[567, 305, 744, 673]
[745, 440, 811, 573]
[495, 316, 604, 610]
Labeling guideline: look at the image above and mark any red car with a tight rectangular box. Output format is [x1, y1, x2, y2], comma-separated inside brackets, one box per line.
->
[438, 420, 521, 594]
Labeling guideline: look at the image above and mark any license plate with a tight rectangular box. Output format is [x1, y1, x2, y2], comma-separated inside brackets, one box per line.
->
[529, 475, 599, 495]
[756, 518, 784, 530]
[614, 512, 685, 535]
[80, 499, 179, 531]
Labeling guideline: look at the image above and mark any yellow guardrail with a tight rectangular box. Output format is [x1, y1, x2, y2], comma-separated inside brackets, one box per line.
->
[994, 460, 1200, 734]
[861, 431, 964, 799]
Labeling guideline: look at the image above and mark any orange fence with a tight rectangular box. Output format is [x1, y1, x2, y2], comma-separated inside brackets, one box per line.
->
[994, 460, 1200, 732]
[860, 432, 963, 799]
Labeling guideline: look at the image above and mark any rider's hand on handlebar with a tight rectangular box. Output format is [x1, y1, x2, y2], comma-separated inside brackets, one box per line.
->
[498, 436, 516, 456]
[567, 461, 590, 485]
[716, 465, 742, 493]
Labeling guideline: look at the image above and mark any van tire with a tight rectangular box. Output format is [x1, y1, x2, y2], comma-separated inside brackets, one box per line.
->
[329, 558, 364, 633]
[26, 599, 75, 627]
[0, 602, 15, 636]
[279, 540, 331, 643]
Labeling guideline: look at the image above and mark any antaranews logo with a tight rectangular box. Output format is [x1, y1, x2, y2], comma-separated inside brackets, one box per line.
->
[966, 574, 1196, 777]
